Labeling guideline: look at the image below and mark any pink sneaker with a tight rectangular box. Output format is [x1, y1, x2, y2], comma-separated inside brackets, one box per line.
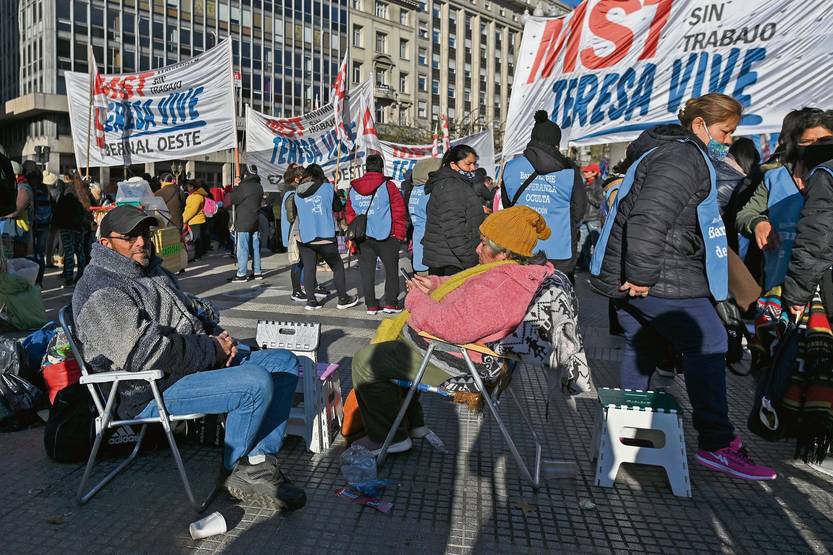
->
[696, 437, 777, 481]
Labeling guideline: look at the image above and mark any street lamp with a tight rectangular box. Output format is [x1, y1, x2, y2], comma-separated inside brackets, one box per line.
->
[171, 161, 184, 184]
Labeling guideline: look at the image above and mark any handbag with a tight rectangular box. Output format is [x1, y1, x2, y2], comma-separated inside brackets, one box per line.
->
[345, 186, 379, 243]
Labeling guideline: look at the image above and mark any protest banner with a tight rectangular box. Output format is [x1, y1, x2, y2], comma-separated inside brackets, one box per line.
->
[380, 128, 496, 185]
[503, 0, 833, 160]
[245, 80, 380, 192]
[66, 39, 236, 168]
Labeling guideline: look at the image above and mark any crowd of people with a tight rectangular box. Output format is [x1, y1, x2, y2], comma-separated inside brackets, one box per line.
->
[9, 90, 833, 511]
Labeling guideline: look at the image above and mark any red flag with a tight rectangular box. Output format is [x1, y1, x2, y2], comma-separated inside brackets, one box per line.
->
[331, 53, 352, 147]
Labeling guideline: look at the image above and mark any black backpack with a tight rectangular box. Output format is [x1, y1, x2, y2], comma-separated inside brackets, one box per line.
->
[44, 383, 164, 463]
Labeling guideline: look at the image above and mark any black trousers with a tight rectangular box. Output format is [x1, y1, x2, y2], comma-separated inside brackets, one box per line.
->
[428, 265, 463, 277]
[190, 223, 207, 259]
[298, 241, 346, 302]
[357, 237, 401, 308]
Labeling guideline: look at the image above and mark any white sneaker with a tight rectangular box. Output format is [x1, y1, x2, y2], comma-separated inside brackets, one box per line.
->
[369, 436, 412, 456]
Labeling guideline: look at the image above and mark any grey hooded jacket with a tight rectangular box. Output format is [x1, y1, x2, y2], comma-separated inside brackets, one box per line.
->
[72, 243, 218, 419]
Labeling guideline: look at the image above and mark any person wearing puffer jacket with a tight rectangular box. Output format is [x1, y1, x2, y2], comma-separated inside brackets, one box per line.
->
[422, 144, 486, 276]
[591, 93, 776, 482]
[346, 154, 408, 315]
[350, 206, 554, 454]
[182, 181, 208, 260]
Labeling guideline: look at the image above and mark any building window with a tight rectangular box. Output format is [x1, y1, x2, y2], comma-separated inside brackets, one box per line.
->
[418, 22, 428, 39]
[375, 32, 387, 53]
[376, 106, 385, 123]
[431, 78, 439, 94]
[418, 48, 427, 65]
[419, 0, 427, 12]
[418, 74, 427, 92]
[353, 61, 362, 83]
[400, 9, 409, 25]
[351, 0, 362, 9]
[375, 1, 388, 18]
[431, 52, 440, 69]
[399, 39, 409, 60]
[399, 72, 408, 93]
[418, 101, 427, 118]
[448, 84, 455, 98]
[353, 25, 363, 47]
[432, 29, 440, 43]
[375, 67, 388, 86]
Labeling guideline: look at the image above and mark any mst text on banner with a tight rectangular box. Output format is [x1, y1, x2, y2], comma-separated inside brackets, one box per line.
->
[503, 0, 833, 159]
[66, 39, 237, 168]
[380, 128, 496, 185]
[246, 80, 380, 192]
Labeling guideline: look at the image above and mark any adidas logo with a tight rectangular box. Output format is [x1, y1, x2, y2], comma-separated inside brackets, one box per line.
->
[108, 426, 137, 446]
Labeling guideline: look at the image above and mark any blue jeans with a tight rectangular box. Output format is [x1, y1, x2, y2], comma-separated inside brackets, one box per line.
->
[137, 349, 299, 470]
[615, 296, 734, 451]
[236, 231, 261, 277]
[577, 220, 600, 270]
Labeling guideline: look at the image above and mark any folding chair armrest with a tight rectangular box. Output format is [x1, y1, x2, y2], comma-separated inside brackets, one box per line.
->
[80, 370, 164, 384]
[417, 331, 508, 359]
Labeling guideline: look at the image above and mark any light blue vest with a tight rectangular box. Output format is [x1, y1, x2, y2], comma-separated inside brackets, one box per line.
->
[591, 140, 728, 301]
[503, 157, 575, 260]
[349, 182, 392, 241]
[280, 191, 294, 245]
[295, 183, 336, 243]
[762, 166, 804, 291]
[408, 185, 430, 271]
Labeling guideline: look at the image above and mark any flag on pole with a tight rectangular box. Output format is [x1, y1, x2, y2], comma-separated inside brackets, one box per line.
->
[441, 114, 451, 152]
[331, 53, 352, 147]
[431, 124, 439, 158]
[87, 46, 107, 151]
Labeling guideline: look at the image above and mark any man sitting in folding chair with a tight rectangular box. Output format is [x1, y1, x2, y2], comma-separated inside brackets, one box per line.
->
[71, 205, 305, 511]
[351, 206, 556, 455]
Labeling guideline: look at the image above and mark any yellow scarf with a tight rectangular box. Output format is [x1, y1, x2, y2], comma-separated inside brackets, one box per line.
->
[370, 259, 517, 344]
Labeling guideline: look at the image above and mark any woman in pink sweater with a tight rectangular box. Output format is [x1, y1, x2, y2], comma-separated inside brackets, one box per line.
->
[351, 206, 554, 454]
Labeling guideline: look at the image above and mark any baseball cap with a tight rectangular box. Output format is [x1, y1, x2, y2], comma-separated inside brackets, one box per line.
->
[99, 205, 158, 238]
[582, 163, 601, 174]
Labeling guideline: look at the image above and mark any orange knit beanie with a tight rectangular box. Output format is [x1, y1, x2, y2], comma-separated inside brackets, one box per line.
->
[479, 205, 551, 257]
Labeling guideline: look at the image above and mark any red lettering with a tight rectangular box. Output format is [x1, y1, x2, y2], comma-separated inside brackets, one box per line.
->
[526, 19, 565, 84]
[639, 0, 673, 60]
[362, 109, 377, 137]
[561, 1, 587, 73]
[94, 71, 155, 100]
[581, 0, 640, 70]
[133, 71, 154, 97]
[267, 117, 305, 137]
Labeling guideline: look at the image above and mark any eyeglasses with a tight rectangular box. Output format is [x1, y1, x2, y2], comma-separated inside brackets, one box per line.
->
[104, 231, 151, 245]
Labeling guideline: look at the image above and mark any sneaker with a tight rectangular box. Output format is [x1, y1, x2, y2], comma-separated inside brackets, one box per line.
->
[290, 291, 307, 302]
[696, 437, 777, 481]
[336, 295, 360, 309]
[253, 273, 264, 280]
[61, 280, 74, 289]
[383, 303, 403, 314]
[366, 306, 382, 315]
[224, 456, 307, 511]
[369, 436, 412, 456]
[305, 300, 323, 311]
[231, 275, 249, 283]
[314, 286, 330, 299]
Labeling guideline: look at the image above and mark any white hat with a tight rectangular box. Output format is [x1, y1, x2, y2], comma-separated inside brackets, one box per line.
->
[42, 171, 58, 185]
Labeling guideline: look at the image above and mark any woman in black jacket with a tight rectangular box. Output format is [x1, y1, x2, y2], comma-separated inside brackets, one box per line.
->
[422, 145, 485, 276]
[591, 93, 776, 482]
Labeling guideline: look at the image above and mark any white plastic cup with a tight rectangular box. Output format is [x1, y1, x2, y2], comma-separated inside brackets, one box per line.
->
[189, 511, 227, 540]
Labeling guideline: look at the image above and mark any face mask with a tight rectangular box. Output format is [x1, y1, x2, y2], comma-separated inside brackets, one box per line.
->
[704, 125, 730, 163]
[458, 169, 476, 178]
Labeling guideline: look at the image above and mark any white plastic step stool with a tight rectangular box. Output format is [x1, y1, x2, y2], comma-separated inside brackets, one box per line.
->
[256, 321, 343, 453]
[592, 388, 691, 498]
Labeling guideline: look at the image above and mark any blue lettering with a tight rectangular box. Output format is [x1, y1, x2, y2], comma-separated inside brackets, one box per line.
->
[625, 64, 656, 121]
[732, 47, 766, 108]
[609, 68, 636, 121]
[590, 73, 618, 125]
[550, 80, 568, 124]
[708, 49, 740, 93]
[561, 78, 579, 128]
[667, 53, 698, 114]
[573, 74, 598, 126]
[691, 52, 710, 98]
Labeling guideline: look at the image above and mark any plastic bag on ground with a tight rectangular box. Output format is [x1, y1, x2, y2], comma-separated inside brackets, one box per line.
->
[340, 444, 377, 484]
[0, 272, 47, 331]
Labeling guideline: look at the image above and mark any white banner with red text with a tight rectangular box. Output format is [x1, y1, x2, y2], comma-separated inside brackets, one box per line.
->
[380, 128, 496, 186]
[245, 80, 380, 192]
[503, 0, 833, 159]
[66, 39, 237, 168]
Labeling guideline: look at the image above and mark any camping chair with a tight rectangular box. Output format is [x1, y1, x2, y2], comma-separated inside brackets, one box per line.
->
[58, 306, 218, 512]
[376, 332, 545, 489]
